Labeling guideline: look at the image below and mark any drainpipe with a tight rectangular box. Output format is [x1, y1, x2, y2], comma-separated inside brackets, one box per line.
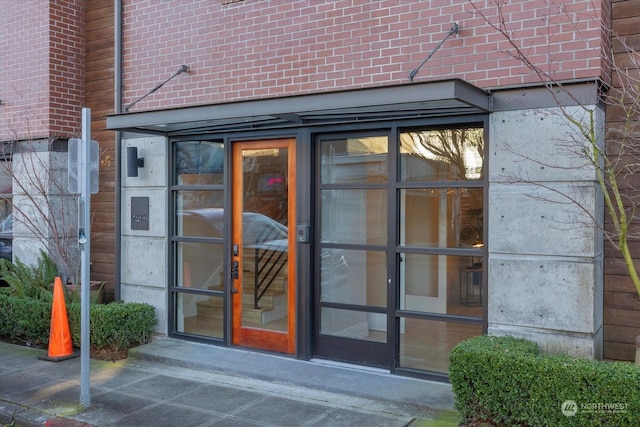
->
[114, 0, 123, 301]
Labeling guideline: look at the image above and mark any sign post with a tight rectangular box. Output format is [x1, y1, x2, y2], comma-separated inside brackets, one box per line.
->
[68, 110, 99, 409]
[79, 108, 94, 409]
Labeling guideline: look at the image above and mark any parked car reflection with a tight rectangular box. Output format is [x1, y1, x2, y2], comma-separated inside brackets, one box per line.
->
[0, 214, 11, 286]
[0, 213, 11, 261]
[177, 208, 348, 285]
[178, 208, 288, 249]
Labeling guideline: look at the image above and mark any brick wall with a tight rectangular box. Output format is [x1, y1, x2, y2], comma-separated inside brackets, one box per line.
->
[0, 1, 50, 140]
[49, 0, 85, 137]
[121, 0, 606, 112]
[0, 0, 84, 141]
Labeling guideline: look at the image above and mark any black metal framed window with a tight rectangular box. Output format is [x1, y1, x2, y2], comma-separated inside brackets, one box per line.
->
[169, 140, 226, 340]
[395, 125, 486, 377]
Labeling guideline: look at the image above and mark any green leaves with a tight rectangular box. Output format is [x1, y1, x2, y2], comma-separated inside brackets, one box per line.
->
[0, 250, 58, 302]
[450, 335, 640, 427]
[0, 294, 156, 353]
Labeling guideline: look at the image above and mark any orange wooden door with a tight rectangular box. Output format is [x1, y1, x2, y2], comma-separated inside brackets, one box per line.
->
[231, 139, 296, 354]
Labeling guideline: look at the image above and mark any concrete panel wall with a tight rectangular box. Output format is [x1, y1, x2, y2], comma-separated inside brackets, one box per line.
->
[12, 149, 80, 281]
[488, 104, 604, 359]
[121, 135, 168, 335]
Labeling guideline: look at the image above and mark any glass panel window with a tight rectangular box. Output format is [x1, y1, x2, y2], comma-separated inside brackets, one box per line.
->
[399, 128, 483, 181]
[0, 163, 12, 253]
[320, 308, 386, 343]
[176, 242, 224, 290]
[175, 292, 223, 339]
[172, 139, 225, 341]
[399, 317, 482, 373]
[320, 249, 386, 308]
[400, 188, 483, 248]
[320, 189, 387, 246]
[176, 191, 224, 237]
[176, 189, 224, 212]
[175, 141, 224, 185]
[399, 254, 483, 317]
[320, 136, 388, 184]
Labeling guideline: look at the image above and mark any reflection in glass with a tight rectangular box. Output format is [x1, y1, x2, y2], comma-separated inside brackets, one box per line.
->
[176, 292, 223, 339]
[0, 164, 13, 248]
[175, 191, 224, 236]
[321, 189, 387, 245]
[176, 242, 224, 289]
[320, 308, 386, 343]
[320, 249, 386, 307]
[175, 141, 224, 185]
[399, 128, 483, 181]
[320, 136, 388, 184]
[399, 188, 483, 248]
[240, 147, 289, 333]
[399, 318, 481, 373]
[400, 254, 483, 318]
[242, 148, 289, 225]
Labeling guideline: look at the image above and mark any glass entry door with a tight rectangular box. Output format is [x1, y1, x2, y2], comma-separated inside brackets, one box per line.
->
[315, 134, 392, 368]
[231, 139, 296, 354]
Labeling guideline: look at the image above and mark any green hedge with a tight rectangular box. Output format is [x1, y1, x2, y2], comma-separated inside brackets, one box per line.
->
[0, 295, 51, 346]
[67, 301, 157, 350]
[0, 294, 156, 351]
[449, 335, 640, 427]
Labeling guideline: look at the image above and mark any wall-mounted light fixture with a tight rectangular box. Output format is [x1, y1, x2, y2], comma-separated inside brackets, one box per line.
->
[126, 146, 144, 177]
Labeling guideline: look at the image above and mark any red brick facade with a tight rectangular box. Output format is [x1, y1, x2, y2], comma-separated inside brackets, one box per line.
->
[120, 0, 607, 112]
[0, 0, 85, 141]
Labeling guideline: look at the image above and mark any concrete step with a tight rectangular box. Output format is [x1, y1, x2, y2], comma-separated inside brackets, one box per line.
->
[196, 292, 287, 324]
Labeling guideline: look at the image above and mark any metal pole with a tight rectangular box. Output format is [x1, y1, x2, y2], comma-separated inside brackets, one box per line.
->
[79, 107, 91, 408]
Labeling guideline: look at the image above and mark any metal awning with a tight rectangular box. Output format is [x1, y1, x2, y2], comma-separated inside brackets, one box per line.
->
[106, 79, 491, 136]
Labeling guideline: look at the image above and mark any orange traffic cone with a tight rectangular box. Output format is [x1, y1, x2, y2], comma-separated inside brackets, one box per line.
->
[38, 277, 79, 361]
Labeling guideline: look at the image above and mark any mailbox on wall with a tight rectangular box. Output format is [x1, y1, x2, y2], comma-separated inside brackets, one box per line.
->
[131, 197, 149, 230]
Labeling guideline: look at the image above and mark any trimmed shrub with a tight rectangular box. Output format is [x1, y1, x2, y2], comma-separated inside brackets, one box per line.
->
[0, 294, 51, 346]
[449, 335, 640, 427]
[68, 301, 157, 351]
[0, 294, 156, 353]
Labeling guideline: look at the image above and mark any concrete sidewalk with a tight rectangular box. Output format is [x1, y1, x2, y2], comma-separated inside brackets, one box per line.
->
[0, 339, 458, 427]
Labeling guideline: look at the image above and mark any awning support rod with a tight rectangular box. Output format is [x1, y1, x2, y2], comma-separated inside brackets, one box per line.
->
[124, 65, 189, 112]
[409, 23, 459, 82]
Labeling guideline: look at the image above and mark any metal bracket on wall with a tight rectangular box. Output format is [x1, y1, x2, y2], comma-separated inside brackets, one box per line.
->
[124, 65, 189, 112]
[409, 23, 459, 82]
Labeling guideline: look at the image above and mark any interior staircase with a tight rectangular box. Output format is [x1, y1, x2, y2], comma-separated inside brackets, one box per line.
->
[195, 254, 288, 327]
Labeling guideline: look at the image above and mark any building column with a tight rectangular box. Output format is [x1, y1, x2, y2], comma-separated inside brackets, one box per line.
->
[120, 135, 168, 335]
[488, 104, 604, 359]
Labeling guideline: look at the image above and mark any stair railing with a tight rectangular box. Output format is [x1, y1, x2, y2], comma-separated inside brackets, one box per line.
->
[253, 227, 287, 309]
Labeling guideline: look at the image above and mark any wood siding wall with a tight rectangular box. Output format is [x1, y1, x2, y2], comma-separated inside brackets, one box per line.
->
[604, 0, 640, 361]
[85, 0, 116, 297]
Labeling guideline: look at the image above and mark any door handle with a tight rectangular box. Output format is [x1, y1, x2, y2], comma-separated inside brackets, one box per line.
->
[231, 261, 240, 293]
[231, 261, 239, 279]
